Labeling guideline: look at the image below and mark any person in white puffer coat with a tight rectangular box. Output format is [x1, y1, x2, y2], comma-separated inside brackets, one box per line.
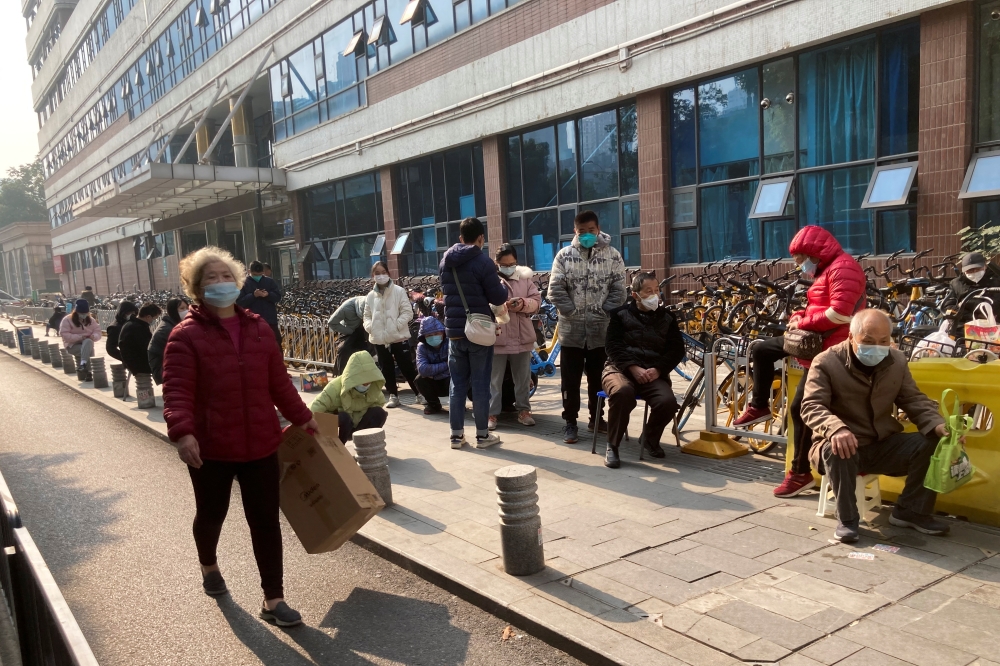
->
[363, 262, 423, 408]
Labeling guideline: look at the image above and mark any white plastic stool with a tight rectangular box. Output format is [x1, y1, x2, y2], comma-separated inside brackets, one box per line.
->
[816, 474, 882, 525]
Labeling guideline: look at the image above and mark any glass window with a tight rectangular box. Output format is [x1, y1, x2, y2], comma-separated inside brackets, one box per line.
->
[524, 209, 559, 270]
[343, 173, 380, 236]
[672, 229, 698, 264]
[877, 209, 916, 254]
[961, 153, 1000, 198]
[445, 148, 477, 219]
[698, 69, 759, 182]
[750, 178, 793, 218]
[471, 0, 488, 23]
[880, 23, 920, 156]
[579, 109, 620, 200]
[507, 214, 523, 241]
[490, 0, 506, 13]
[670, 88, 697, 187]
[521, 126, 558, 210]
[762, 219, 796, 259]
[619, 104, 639, 195]
[700, 181, 759, 261]
[671, 191, 695, 227]
[426, 0, 455, 45]
[587, 200, 620, 253]
[622, 233, 640, 267]
[979, 1, 1000, 144]
[799, 165, 874, 255]
[472, 143, 487, 217]
[798, 35, 876, 168]
[407, 161, 435, 225]
[976, 200, 1000, 228]
[762, 58, 795, 173]
[507, 136, 523, 212]
[557, 121, 578, 204]
[323, 19, 358, 97]
[387, 0, 414, 62]
[622, 199, 640, 229]
[559, 208, 576, 236]
[305, 183, 339, 240]
[863, 164, 916, 207]
[287, 44, 317, 113]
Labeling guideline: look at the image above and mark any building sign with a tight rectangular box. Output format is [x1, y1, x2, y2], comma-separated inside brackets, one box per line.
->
[53, 255, 66, 274]
[283, 219, 294, 238]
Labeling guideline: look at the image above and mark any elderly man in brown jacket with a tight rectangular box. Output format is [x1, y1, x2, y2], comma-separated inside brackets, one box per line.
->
[801, 309, 952, 543]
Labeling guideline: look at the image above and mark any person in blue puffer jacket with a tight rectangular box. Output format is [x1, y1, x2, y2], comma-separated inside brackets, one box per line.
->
[414, 316, 450, 415]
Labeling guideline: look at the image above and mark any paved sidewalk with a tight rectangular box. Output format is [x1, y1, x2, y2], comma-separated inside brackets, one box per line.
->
[4, 318, 1000, 666]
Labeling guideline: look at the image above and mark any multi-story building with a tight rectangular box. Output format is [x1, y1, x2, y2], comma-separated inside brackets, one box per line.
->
[0, 221, 60, 298]
[24, 0, 1000, 296]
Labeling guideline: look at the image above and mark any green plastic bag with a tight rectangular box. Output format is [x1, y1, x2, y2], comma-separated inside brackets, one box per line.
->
[924, 389, 975, 494]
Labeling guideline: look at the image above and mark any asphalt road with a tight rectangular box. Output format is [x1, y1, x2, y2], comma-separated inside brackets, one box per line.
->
[0, 354, 583, 666]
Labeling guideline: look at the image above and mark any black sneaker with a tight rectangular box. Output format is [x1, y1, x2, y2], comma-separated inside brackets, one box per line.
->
[641, 436, 666, 459]
[587, 418, 609, 434]
[889, 508, 950, 536]
[202, 570, 228, 596]
[605, 445, 621, 469]
[834, 520, 860, 543]
[423, 404, 443, 415]
[562, 422, 579, 443]
[260, 601, 302, 627]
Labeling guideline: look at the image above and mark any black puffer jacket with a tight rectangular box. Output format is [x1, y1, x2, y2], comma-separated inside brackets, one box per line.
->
[604, 301, 685, 379]
[944, 264, 1000, 324]
[119, 316, 153, 376]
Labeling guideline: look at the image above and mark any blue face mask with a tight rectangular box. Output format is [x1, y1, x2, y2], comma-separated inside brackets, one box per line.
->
[578, 233, 598, 249]
[354, 383, 371, 393]
[202, 282, 240, 308]
[425, 335, 443, 347]
[800, 258, 818, 279]
[855, 344, 890, 367]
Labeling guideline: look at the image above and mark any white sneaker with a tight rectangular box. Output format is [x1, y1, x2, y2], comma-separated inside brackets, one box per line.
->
[415, 394, 428, 405]
[386, 395, 401, 408]
[450, 434, 466, 449]
[475, 433, 502, 449]
[488, 416, 498, 431]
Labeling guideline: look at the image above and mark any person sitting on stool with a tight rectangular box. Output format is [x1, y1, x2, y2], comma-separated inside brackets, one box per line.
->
[600, 272, 684, 468]
[309, 350, 388, 443]
[801, 309, 954, 543]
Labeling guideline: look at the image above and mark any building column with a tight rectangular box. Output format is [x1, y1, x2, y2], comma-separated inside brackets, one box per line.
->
[289, 190, 308, 284]
[230, 96, 264, 264]
[379, 167, 402, 277]
[482, 136, 508, 247]
[917, 3, 976, 257]
[195, 122, 218, 165]
[636, 90, 670, 277]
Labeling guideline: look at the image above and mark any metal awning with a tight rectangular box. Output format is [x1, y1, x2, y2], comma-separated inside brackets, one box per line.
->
[70, 163, 286, 220]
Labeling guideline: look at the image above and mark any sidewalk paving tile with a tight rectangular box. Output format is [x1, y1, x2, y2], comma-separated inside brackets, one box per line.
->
[626, 602, 702, 633]
[930, 597, 1000, 634]
[599, 519, 688, 547]
[533, 580, 618, 617]
[798, 606, 860, 633]
[477, 557, 582, 588]
[756, 548, 803, 567]
[626, 549, 721, 582]
[595, 608, 696, 656]
[779, 655, 826, 666]
[900, 615, 1000, 657]
[685, 615, 759, 653]
[963, 582, 1000, 609]
[837, 619, 978, 666]
[545, 517, 620, 545]
[868, 604, 925, 628]
[781, 553, 888, 592]
[689, 525, 821, 559]
[708, 599, 824, 650]
[833, 647, 915, 666]
[775, 575, 889, 615]
[799, 635, 863, 664]
[899, 589, 954, 613]
[544, 538, 622, 569]
[676, 544, 769, 579]
[930, 576, 984, 598]
[732, 638, 791, 662]
[718, 578, 829, 621]
[963, 564, 1000, 585]
[442, 519, 503, 555]
[591, 536, 648, 560]
[568, 570, 651, 609]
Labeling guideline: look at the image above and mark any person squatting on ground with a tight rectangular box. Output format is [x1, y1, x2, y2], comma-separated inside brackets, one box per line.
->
[489, 244, 541, 431]
[45, 304, 65, 336]
[118, 302, 163, 378]
[414, 316, 451, 415]
[801, 309, 954, 543]
[310, 350, 388, 442]
[732, 225, 866, 499]
[105, 300, 139, 362]
[60, 298, 102, 380]
[364, 262, 423, 409]
[601, 272, 685, 469]
[440, 217, 508, 450]
[162, 246, 319, 628]
[548, 210, 626, 445]
[237, 260, 284, 346]
[148, 297, 189, 385]
[328, 294, 370, 375]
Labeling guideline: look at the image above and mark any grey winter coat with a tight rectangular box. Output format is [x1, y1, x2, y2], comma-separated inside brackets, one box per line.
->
[547, 232, 626, 348]
[328, 295, 366, 336]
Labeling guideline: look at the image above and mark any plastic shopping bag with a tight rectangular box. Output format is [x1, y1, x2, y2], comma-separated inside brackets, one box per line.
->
[964, 302, 1000, 348]
[913, 321, 956, 358]
[924, 389, 975, 494]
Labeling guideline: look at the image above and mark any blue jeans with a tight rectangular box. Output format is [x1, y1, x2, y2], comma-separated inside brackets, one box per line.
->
[448, 337, 494, 438]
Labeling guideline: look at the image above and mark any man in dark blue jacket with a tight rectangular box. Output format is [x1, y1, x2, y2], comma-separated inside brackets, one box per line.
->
[440, 218, 508, 450]
[237, 260, 284, 345]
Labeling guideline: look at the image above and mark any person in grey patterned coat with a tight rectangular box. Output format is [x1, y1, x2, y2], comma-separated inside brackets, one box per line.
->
[548, 210, 626, 444]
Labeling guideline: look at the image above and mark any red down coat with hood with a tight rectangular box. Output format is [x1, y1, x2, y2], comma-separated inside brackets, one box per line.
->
[162, 305, 313, 462]
[788, 226, 867, 366]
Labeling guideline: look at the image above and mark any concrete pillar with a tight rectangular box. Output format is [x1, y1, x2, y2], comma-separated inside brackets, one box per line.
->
[495, 464, 544, 576]
[917, 3, 976, 258]
[91, 357, 109, 389]
[636, 90, 670, 278]
[135, 374, 156, 408]
[195, 122, 217, 165]
[352, 428, 393, 506]
[482, 135, 508, 247]
[205, 219, 221, 248]
[230, 96, 257, 168]
[62, 350, 77, 373]
[377, 167, 401, 277]
[111, 364, 127, 398]
[49, 343, 62, 368]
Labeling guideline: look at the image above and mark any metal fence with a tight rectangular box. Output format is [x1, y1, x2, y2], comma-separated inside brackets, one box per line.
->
[279, 315, 337, 370]
[0, 468, 99, 666]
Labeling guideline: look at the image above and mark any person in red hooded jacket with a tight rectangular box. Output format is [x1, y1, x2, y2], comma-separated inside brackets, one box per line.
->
[733, 226, 867, 498]
[163, 246, 318, 627]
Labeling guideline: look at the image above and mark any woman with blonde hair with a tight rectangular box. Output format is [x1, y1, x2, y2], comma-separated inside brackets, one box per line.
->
[162, 246, 318, 627]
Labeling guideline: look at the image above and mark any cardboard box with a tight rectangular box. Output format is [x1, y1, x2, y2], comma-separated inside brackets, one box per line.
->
[296, 370, 329, 392]
[278, 421, 384, 554]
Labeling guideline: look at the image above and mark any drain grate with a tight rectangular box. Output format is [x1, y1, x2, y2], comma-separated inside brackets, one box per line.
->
[656, 444, 788, 484]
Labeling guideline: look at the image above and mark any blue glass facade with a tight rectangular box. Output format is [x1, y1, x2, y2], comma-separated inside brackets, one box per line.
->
[975, 1, 1000, 229]
[669, 22, 920, 263]
[303, 172, 386, 279]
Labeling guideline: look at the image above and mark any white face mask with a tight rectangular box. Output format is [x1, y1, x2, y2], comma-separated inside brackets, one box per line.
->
[178, 309, 189, 320]
[498, 265, 517, 277]
[639, 294, 660, 311]
[966, 269, 986, 283]
[374, 274, 390, 286]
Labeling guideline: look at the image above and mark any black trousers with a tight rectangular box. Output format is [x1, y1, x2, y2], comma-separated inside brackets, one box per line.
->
[602, 370, 678, 448]
[750, 336, 811, 474]
[560, 345, 607, 424]
[414, 376, 450, 409]
[338, 406, 389, 442]
[335, 327, 370, 375]
[375, 342, 419, 396]
[187, 453, 283, 599]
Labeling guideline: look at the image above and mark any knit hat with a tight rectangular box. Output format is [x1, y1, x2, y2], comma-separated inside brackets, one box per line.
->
[962, 252, 987, 270]
[75, 299, 90, 313]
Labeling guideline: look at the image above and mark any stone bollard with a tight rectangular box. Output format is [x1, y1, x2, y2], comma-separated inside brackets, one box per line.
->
[39, 342, 51, 364]
[110, 364, 127, 398]
[91, 357, 109, 389]
[62, 350, 77, 375]
[495, 465, 545, 576]
[352, 428, 393, 506]
[29, 337, 41, 360]
[49, 343, 62, 368]
[0, 331, 10, 348]
[135, 374, 156, 408]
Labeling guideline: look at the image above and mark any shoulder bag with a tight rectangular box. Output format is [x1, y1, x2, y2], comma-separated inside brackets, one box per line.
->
[452, 268, 497, 346]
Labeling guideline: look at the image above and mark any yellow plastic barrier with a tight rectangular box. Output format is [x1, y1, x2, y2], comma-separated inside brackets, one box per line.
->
[784, 365, 803, 473]
[784, 358, 1000, 527]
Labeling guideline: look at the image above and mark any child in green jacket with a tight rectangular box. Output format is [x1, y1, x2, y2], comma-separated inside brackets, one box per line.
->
[309, 351, 388, 442]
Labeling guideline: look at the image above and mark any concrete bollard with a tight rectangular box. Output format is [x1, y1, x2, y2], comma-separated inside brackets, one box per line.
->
[495, 465, 544, 576]
[61, 350, 77, 374]
[17, 328, 32, 355]
[110, 364, 127, 398]
[91, 357, 108, 389]
[39, 342, 51, 364]
[49, 343, 62, 368]
[352, 428, 393, 506]
[29, 337, 41, 360]
[135, 374, 156, 408]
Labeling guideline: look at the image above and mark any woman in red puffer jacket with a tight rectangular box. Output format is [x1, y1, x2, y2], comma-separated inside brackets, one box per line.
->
[732, 226, 867, 498]
[163, 246, 318, 627]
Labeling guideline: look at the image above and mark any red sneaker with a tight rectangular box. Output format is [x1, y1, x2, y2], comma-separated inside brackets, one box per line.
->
[733, 405, 771, 427]
[773, 472, 817, 498]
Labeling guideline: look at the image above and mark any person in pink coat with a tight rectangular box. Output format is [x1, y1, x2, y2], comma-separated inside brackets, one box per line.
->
[60, 299, 102, 380]
[489, 244, 542, 429]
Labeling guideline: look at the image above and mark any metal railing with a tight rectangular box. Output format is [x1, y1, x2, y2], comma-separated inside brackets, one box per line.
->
[0, 468, 99, 666]
[279, 315, 338, 370]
